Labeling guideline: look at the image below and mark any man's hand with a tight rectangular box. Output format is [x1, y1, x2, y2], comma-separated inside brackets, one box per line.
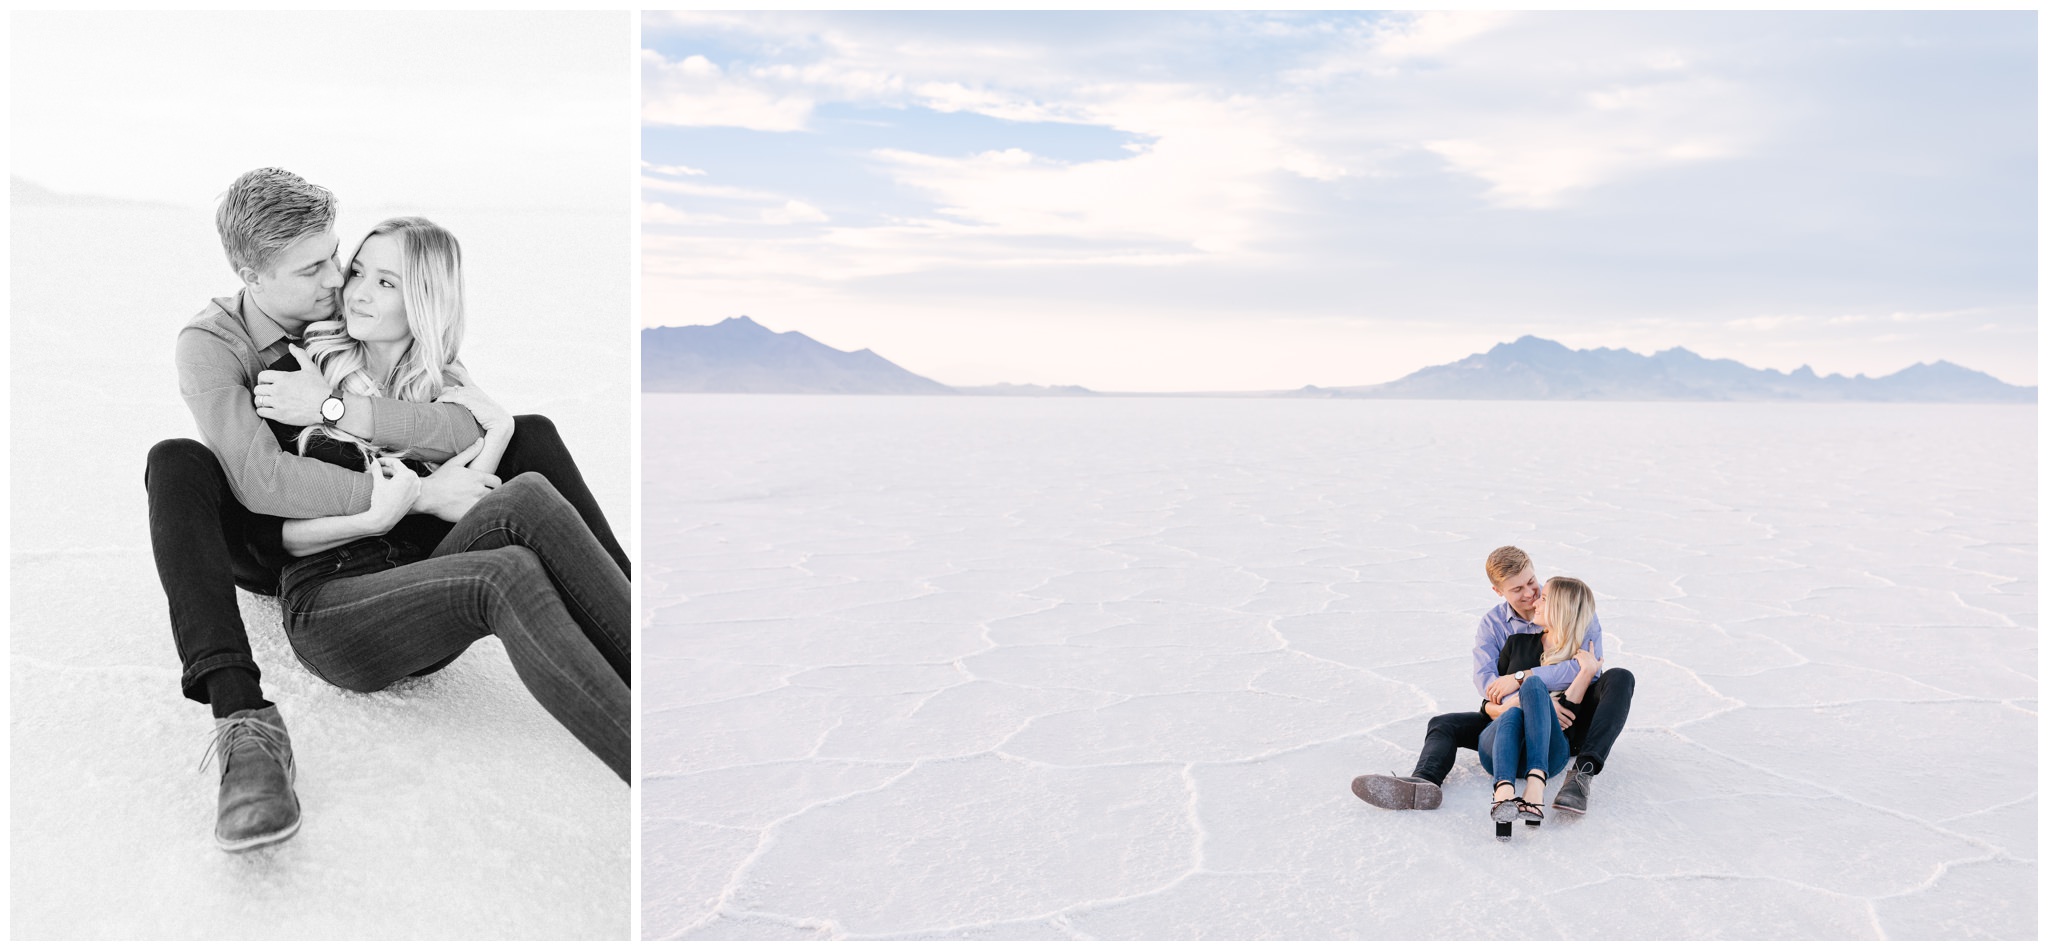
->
[254, 344, 331, 426]
[412, 439, 499, 522]
[365, 456, 421, 533]
[1552, 695, 1576, 729]
[436, 385, 513, 436]
[1484, 675, 1521, 703]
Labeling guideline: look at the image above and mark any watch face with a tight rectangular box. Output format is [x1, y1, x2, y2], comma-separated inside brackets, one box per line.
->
[322, 396, 344, 423]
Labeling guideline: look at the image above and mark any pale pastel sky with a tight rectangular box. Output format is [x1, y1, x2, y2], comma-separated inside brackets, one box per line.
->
[642, 11, 2037, 391]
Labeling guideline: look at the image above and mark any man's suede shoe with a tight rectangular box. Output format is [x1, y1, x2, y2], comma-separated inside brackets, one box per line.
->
[1351, 773, 1443, 810]
[203, 706, 301, 852]
[1553, 765, 1592, 815]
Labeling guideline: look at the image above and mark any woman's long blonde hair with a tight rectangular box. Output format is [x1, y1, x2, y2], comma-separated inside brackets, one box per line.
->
[295, 216, 465, 462]
[1539, 576, 1595, 667]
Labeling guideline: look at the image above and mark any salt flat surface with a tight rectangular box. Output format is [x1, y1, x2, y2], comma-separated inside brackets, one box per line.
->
[10, 201, 633, 938]
[643, 394, 2035, 940]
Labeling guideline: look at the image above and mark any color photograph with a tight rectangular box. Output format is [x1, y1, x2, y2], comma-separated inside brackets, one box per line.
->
[639, 11, 2035, 940]
[11, 11, 634, 939]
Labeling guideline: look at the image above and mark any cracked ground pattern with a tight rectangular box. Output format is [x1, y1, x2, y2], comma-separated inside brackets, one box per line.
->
[643, 395, 2035, 940]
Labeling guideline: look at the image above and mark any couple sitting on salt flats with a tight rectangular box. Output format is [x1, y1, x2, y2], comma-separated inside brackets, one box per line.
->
[146, 168, 631, 852]
[1352, 546, 1637, 839]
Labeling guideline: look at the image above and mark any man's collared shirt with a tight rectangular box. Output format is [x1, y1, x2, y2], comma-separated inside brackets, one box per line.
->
[1470, 600, 1605, 697]
[176, 290, 481, 518]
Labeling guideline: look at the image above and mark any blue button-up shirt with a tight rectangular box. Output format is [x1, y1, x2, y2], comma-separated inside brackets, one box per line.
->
[1471, 600, 1604, 697]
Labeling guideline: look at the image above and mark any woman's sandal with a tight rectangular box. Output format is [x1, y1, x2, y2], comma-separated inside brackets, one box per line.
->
[1521, 771, 1547, 827]
[1490, 781, 1521, 838]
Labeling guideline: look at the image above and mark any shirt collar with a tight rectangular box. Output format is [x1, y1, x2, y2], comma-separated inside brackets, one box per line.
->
[1497, 600, 1541, 631]
[232, 289, 295, 352]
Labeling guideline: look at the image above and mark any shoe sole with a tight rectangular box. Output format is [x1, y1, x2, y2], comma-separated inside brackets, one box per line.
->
[217, 815, 301, 853]
[1352, 775, 1442, 810]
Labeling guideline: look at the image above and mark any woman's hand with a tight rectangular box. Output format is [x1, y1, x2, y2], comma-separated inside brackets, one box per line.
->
[1573, 647, 1602, 674]
[437, 385, 514, 436]
[366, 456, 421, 532]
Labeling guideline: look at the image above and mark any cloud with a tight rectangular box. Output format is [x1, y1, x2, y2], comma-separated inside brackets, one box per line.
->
[640, 12, 2037, 388]
[1371, 10, 1512, 62]
[862, 88, 1328, 256]
[763, 200, 829, 224]
[642, 50, 813, 131]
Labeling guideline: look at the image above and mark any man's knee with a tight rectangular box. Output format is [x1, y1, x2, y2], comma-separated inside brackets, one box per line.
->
[1424, 712, 1467, 740]
[511, 414, 559, 443]
[145, 438, 219, 487]
[1599, 667, 1635, 699]
[506, 414, 566, 463]
[1425, 711, 1487, 750]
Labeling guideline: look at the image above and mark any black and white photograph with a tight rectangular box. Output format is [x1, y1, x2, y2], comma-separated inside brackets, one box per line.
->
[11, 11, 634, 939]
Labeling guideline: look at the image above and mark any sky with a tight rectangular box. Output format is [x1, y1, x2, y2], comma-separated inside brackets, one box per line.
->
[641, 11, 2037, 391]
[11, 11, 632, 213]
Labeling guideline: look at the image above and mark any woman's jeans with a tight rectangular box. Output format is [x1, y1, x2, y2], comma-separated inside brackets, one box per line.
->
[279, 473, 630, 781]
[1477, 679, 1572, 787]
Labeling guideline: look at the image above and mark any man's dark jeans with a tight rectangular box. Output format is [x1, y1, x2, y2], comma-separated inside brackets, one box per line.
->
[146, 413, 627, 706]
[1409, 668, 1637, 785]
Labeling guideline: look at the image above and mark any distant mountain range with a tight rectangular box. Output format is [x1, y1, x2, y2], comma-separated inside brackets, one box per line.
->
[644, 319, 2032, 403]
[642, 317, 951, 394]
[1299, 335, 2034, 403]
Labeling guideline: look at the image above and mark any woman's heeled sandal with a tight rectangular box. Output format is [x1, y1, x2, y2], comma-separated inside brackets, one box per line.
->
[1521, 771, 1547, 827]
[1490, 781, 1521, 837]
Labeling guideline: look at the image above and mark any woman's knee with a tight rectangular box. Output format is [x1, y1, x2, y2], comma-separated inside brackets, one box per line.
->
[466, 473, 567, 531]
[1517, 678, 1550, 705]
[474, 545, 547, 585]
[495, 471, 565, 510]
[504, 471, 559, 495]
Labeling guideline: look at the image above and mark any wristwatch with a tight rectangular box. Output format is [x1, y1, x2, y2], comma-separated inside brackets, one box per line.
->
[1513, 670, 1527, 683]
[320, 395, 346, 425]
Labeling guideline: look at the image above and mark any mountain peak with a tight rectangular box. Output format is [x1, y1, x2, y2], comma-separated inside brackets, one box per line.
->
[1491, 335, 1569, 354]
[1334, 337, 2031, 403]
[643, 319, 952, 395]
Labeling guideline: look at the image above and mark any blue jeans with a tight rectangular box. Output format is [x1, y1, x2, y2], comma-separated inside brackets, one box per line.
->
[279, 474, 629, 781]
[1477, 679, 1572, 787]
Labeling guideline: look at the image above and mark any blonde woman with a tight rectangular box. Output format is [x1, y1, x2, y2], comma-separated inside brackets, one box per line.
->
[264, 216, 630, 781]
[1477, 576, 1602, 837]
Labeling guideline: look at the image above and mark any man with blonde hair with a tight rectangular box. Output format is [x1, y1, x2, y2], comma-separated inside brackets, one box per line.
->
[145, 168, 629, 852]
[1351, 545, 1636, 815]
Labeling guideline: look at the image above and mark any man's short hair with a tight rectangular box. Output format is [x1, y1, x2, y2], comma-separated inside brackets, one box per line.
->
[216, 168, 337, 276]
[1485, 546, 1531, 586]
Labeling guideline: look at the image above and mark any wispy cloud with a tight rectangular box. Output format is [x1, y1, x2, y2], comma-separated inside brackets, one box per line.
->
[642, 50, 814, 131]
